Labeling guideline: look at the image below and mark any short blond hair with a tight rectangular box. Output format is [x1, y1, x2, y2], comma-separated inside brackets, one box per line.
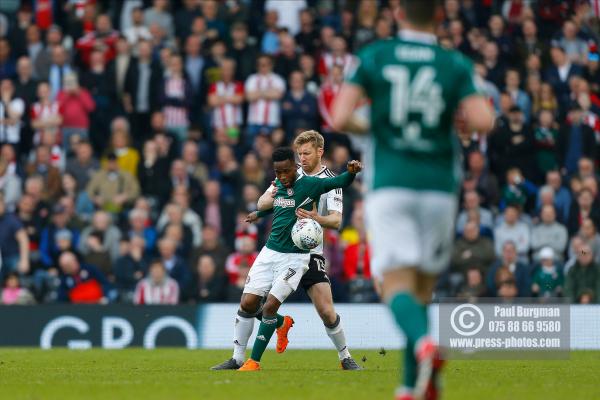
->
[294, 130, 324, 150]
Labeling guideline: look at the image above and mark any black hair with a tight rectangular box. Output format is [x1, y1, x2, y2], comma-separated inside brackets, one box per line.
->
[272, 147, 295, 163]
[401, 0, 439, 26]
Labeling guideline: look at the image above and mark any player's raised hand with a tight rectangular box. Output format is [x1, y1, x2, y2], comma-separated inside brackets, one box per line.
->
[347, 160, 363, 174]
[245, 211, 259, 223]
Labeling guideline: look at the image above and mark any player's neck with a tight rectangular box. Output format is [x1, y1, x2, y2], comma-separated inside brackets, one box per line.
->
[304, 162, 324, 176]
[398, 23, 436, 43]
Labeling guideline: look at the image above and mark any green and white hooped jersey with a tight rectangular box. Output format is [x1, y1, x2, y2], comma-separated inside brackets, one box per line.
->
[347, 30, 480, 194]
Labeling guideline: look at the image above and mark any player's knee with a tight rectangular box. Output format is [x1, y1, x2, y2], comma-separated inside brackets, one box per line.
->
[239, 294, 261, 315]
[317, 304, 337, 326]
[262, 298, 280, 317]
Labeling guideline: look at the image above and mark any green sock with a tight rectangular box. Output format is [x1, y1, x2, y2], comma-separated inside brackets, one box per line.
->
[403, 340, 417, 389]
[250, 316, 278, 362]
[255, 312, 285, 328]
[389, 292, 428, 388]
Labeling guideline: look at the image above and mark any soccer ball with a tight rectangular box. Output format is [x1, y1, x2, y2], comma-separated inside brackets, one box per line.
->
[291, 218, 323, 250]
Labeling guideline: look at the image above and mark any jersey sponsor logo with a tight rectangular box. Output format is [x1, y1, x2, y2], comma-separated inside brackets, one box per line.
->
[283, 268, 297, 282]
[287, 188, 294, 196]
[274, 198, 295, 208]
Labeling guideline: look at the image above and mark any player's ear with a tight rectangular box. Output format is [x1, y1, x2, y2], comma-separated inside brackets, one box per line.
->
[317, 147, 324, 158]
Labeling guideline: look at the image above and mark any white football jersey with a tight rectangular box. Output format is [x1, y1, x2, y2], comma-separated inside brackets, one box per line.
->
[297, 164, 343, 255]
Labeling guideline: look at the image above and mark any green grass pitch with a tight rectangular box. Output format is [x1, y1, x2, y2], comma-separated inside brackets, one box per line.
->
[1, 349, 599, 400]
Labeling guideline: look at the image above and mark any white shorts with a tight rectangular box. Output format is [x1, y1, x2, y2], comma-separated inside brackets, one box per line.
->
[243, 246, 310, 302]
[365, 188, 458, 278]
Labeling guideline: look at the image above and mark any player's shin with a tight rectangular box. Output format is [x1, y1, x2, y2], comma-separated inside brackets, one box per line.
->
[233, 309, 256, 364]
[389, 292, 428, 387]
[324, 314, 351, 360]
[249, 315, 278, 362]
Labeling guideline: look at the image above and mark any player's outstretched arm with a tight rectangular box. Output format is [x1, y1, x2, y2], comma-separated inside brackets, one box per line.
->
[331, 84, 369, 134]
[245, 209, 273, 224]
[315, 160, 363, 195]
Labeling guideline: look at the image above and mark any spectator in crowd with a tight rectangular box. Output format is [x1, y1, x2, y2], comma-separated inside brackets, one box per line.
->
[456, 190, 494, 234]
[487, 240, 531, 297]
[318, 65, 345, 134]
[156, 237, 190, 292]
[565, 244, 600, 303]
[544, 45, 584, 111]
[134, 259, 179, 305]
[515, 18, 550, 71]
[500, 167, 537, 212]
[181, 140, 209, 185]
[77, 211, 122, 264]
[0, 192, 30, 277]
[281, 70, 318, 141]
[318, 35, 356, 79]
[489, 105, 535, 185]
[451, 221, 496, 277]
[556, 19, 589, 66]
[0, 158, 21, 212]
[31, 81, 63, 164]
[75, 14, 119, 68]
[533, 109, 559, 175]
[41, 45, 73, 100]
[102, 117, 140, 177]
[567, 188, 600, 235]
[0, 38, 16, 80]
[244, 54, 285, 139]
[57, 251, 114, 304]
[57, 72, 95, 152]
[127, 208, 156, 252]
[531, 246, 564, 298]
[108, 36, 136, 115]
[14, 56, 39, 119]
[114, 235, 148, 303]
[0, 79, 25, 151]
[531, 205, 568, 262]
[341, 202, 377, 303]
[1, 272, 35, 305]
[124, 39, 161, 146]
[39, 204, 80, 269]
[208, 58, 244, 139]
[539, 170, 572, 223]
[505, 69, 532, 123]
[228, 22, 258, 83]
[25, 146, 62, 201]
[558, 103, 596, 176]
[457, 267, 488, 300]
[137, 138, 170, 206]
[494, 205, 531, 262]
[160, 53, 192, 142]
[570, 218, 600, 266]
[65, 140, 99, 190]
[224, 231, 258, 284]
[198, 180, 236, 245]
[124, 7, 153, 46]
[466, 150, 500, 208]
[86, 152, 140, 214]
[191, 225, 230, 275]
[187, 254, 226, 303]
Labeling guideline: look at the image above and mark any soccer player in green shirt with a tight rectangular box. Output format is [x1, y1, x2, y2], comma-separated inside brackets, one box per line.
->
[332, 1, 495, 399]
[211, 147, 362, 371]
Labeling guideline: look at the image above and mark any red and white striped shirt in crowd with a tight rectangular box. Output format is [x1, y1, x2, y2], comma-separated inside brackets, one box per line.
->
[317, 81, 341, 132]
[209, 81, 244, 129]
[163, 77, 189, 129]
[31, 101, 61, 143]
[592, 0, 600, 18]
[317, 52, 357, 79]
[244, 72, 285, 126]
[134, 277, 179, 305]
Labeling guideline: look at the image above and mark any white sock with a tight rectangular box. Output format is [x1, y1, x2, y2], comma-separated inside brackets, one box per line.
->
[232, 314, 255, 364]
[325, 315, 351, 360]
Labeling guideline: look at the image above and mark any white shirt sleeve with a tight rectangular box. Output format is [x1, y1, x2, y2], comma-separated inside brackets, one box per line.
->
[325, 187, 343, 214]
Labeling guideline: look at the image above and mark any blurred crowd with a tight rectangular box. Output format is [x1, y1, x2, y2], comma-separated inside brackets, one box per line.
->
[0, 0, 599, 306]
